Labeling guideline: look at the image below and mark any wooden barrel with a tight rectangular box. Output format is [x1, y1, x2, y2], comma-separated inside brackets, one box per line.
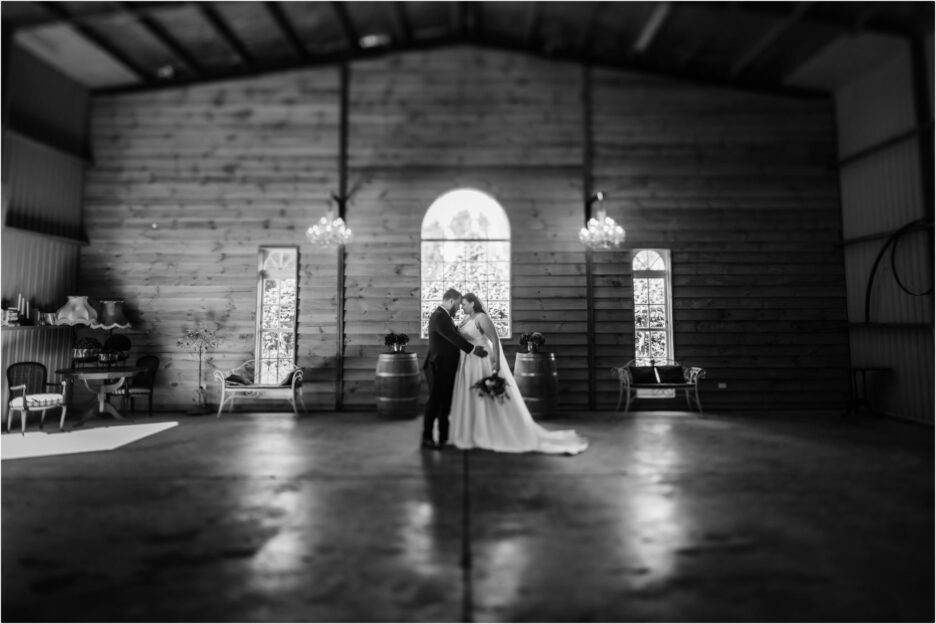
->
[375, 352, 421, 418]
[513, 352, 558, 419]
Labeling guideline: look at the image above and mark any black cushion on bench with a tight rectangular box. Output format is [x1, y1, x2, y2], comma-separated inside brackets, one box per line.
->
[629, 366, 659, 384]
[225, 374, 248, 386]
[656, 366, 685, 383]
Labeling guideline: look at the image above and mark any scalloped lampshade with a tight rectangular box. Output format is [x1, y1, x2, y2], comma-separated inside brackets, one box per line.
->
[94, 299, 131, 330]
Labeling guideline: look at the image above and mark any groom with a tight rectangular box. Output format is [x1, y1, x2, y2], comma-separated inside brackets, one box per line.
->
[422, 288, 487, 450]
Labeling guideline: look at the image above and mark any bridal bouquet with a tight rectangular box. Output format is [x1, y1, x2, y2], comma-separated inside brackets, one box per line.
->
[473, 373, 510, 403]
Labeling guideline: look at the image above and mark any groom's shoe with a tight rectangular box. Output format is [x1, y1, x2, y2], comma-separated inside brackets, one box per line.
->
[420, 439, 439, 450]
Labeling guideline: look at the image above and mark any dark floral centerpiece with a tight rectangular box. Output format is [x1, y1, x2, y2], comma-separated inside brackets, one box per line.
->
[178, 328, 220, 414]
[472, 373, 510, 403]
[73, 336, 102, 361]
[518, 331, 546, 353]
[384, 331, 410, 353]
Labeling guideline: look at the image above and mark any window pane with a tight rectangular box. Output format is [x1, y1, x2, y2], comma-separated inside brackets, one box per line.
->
[489, 261, 510, 281]
[420, 190, 511, 338]
[263, 305, 281, 329]
[488, 244, 510, 262]
[634, 279, 649, 305]
[650, 331, 667, 358]
[649, 305, 666, 328]
[649, 279, 665, 304]
[634, 306, 649, 328]
[279, 279, 296, 305]
[423, 281, 445, 302]
[422, 263, 443, 281]
[443, 263, 463, 284]
[635, 331, 649, 357]
[257, 247, 298, 383]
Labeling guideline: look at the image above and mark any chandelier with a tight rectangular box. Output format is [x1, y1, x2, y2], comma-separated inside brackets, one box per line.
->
[579, 192, 625, 250]
[306, 211, 352, 247]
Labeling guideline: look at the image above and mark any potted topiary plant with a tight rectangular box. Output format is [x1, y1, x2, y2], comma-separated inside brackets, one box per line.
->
[177, 328, 220, 414]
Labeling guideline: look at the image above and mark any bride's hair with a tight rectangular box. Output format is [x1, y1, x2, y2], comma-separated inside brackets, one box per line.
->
[462, 293, 485, 314]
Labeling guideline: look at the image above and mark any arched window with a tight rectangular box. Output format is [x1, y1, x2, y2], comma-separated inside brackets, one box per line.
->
[420, 189, 511, 338]
[632, 249, 673, 365]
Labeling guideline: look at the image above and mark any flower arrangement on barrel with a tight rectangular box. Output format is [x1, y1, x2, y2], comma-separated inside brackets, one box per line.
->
[518, 331, 546, 353]
[384, 331, 410, 353]
[472, 373, 510, 403]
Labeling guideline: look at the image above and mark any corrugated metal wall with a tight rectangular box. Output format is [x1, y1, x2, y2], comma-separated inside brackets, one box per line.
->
[2, 133, 85, 238]
[836, 39, 935, 425]
[0, 326, 75, 424]
[1, 133, 84, 310]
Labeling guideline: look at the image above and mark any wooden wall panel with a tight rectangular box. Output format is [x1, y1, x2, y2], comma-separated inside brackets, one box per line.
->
[344, 47, 586, 409]
[592, 71, 848, 410]
[82, 69, 341, 411]
[78, 46, 847, 415]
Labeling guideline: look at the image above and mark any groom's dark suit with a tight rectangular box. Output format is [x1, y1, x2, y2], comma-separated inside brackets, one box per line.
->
[423, 306, 478, 445]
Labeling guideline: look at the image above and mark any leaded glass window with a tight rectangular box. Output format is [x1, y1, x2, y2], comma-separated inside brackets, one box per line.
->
[420, 189, 511, 338]
[256, 246, 298, 384]
[632, 249, 673, 365]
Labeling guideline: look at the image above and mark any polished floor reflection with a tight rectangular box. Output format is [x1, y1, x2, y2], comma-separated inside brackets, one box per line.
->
[2, 411, 932, 622]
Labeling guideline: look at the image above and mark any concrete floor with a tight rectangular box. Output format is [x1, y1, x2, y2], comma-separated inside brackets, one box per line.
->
[2, 410, 933, 622]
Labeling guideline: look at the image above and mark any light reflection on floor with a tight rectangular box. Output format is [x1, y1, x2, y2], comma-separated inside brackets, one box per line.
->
[1, 421, 179, 460]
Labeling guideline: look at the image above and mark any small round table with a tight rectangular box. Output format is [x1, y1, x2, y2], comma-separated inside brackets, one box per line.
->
[56, 365, 146, 425]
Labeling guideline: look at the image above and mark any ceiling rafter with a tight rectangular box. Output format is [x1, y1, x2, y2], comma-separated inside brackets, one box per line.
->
[196, 2, 255, 68]
[120, 2, 204, 76]
[524, 2, 542, 47]
[390, 2, 413, 46]
[730, 2, 813, 77]
[692, 1, 928, 37]
[264, 1, 309, 60]
[36, 1, 153, 83]
[330, 2, 359, 52]
[578, 2, 607, 59]
[632, 2, 672, 55]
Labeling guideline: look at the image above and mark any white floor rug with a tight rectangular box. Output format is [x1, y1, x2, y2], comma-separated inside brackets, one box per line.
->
[1, 421, 179, 460]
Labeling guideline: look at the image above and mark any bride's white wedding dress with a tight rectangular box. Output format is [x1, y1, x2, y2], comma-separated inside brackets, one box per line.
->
[449, 317, 589, 455]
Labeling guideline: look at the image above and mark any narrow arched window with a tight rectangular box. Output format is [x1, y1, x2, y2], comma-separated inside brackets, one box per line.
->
[632, 249, 673, 365]
[420, 189, 511, 338]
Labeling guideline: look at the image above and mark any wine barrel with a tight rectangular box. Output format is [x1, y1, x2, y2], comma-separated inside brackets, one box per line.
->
[375, 352, 422, 418]
[513, 352, 558, 418]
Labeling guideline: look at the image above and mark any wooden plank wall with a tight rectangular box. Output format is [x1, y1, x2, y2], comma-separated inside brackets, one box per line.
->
[80, 46, 848, 413]
[592, 70, 849, 410]
[343, 48, 586, 408]
[82, 69, 341, 411]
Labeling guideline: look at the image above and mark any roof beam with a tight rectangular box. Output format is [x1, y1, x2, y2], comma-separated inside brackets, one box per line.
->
[4, 2, 168, 30]
[524, 2, 542, 47]
[330, 2, 359, 52]
[729, 2, 813, 78]
[264, 1, 310, 60]
[685, 1, 930, 37]
[632, 2, 672, 55]
[120, 2, 204, 76]
[390, 2, 413, 46]
[196, 2, 254, 68]
[578, 2, 607, 59]
[35, 1, 152, 83]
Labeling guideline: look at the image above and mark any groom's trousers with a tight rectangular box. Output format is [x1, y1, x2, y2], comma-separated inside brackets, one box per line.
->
[422, 360, 458, 444]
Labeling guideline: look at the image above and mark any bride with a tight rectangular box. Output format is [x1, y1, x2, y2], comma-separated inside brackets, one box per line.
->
[449, 293, 589, 455]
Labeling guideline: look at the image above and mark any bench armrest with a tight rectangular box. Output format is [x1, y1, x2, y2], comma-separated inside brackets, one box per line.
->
[686, 367, 706, 384]
[611, 366, 633, 391]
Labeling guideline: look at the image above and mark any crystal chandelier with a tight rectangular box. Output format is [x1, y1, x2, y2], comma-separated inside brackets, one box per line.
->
[306, 211, 352, 247]
[579, 192, 625, 250]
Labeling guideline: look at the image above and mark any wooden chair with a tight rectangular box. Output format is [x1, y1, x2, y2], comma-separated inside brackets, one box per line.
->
[5, 362, 68, 434]
[107, 355, 159, 417]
